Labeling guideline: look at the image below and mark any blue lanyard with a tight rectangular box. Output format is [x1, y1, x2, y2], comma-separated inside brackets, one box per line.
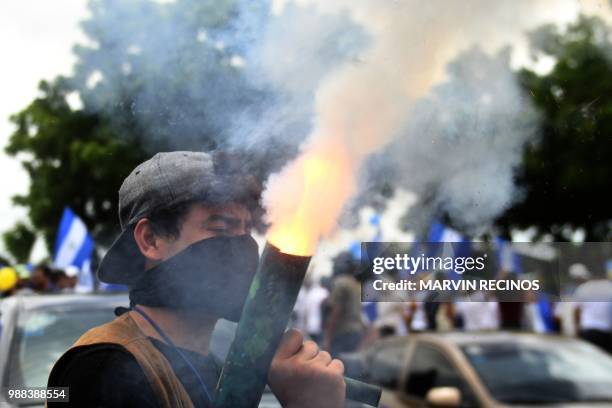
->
[132, 306, 213, 405]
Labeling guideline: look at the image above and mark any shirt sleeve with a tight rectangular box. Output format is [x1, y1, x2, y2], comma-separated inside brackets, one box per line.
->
[47, 343, 160, 408]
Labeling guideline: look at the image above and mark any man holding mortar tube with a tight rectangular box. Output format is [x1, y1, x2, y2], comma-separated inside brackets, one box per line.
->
[47, 151, 346, 408]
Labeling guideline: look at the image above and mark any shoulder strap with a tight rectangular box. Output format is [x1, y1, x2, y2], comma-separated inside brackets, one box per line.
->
[72, 313, 194, 408]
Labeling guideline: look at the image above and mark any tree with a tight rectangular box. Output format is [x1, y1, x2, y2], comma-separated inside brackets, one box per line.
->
[5, 0, 367, 252]
[498, 16, 612, 241]
[3, 0, 273, 252]
[6, 78, 147, 251]
[2, 222, 36, 263]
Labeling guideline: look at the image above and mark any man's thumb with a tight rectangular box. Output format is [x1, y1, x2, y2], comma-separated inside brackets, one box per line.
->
[274, 329, 304, 360]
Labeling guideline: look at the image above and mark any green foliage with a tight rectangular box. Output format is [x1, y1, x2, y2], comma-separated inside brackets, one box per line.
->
[2, 0, 272, 255]
[499, 16, 612, 241]
[5, 78, 147, 251]
[2, 222, 36, 264]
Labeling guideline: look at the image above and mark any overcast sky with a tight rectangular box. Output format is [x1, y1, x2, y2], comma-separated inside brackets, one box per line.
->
[0, 1, 89, 259]
[0, 0, 610, 262]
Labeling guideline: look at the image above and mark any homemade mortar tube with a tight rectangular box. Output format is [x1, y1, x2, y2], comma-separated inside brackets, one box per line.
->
[213, 242, 382, 408]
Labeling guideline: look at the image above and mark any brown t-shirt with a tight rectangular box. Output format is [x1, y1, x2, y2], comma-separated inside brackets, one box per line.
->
[330, 275, 364, 335]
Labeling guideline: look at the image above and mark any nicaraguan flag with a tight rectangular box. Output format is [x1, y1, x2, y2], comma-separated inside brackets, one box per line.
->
[362, 302, 378, 323]
[370, 214, 382, 242]
[495, 237, 522, 274]
[349, 213, 383, 260]
[428, 221, 464, 243]
[53, 207, 95, 291]
[426, 221, 471, 279]
[75, 259, 95, 294]
[54, 207, 94, 268]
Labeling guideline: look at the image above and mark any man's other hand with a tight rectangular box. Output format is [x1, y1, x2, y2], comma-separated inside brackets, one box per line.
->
[269, 329, 345, 408]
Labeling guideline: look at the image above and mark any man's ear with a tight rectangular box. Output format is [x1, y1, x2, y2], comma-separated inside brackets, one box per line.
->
[133, 218, 165, 262]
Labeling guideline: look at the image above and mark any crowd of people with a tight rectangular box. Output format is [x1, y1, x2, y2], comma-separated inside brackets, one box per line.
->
[293, 254, 612, 357]
[0, 263, 81, 297]
[2, 250, 611, 358]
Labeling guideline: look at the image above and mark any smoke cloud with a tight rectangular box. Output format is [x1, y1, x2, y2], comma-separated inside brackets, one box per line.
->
[71, 0, 599, 242]
[384, 47, 537, 235]
[260, 0, 554, 247]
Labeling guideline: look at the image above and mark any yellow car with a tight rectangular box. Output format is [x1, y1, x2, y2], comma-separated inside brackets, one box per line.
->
[341, 332, 612, 407]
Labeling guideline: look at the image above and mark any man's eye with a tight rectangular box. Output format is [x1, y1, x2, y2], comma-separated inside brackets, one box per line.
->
[209, 227, 228, 234]
[210, 225, 236, 236]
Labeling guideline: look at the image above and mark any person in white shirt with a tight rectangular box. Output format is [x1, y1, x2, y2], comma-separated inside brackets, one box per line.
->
[556, 263, 592, 336]
[454, 291, 500, 331]
[574, 268, 612, 354]
[303, 279, 329, 344]
[293, 286, 308, 333]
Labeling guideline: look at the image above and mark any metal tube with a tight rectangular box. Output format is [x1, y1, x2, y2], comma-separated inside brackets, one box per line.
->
[214, 243, 310, 408]
[345, 376, 381, 407]
[213, 242, 381, 408]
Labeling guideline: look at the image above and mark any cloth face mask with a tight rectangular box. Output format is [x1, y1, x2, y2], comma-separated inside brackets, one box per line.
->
[130, 234, 259, 322]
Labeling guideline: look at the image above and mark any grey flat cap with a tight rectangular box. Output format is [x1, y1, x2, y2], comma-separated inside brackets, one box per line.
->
[98, 151, 260, 285]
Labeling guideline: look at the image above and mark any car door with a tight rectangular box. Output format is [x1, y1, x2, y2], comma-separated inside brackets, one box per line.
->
[398, 342, 479, 408]
[365, 339, 412, 408]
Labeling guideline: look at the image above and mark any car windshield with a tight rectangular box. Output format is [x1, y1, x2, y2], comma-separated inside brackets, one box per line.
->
[461, 340, 612, 404]
[5, 306, 115, 391]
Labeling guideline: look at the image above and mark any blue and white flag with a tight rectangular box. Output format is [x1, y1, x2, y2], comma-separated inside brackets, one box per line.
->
[495, 237, 522, 274]
[428, 221, 464, 243]
[349, 213, 383, 260]
[53, 207, 95, 292]
[362, 302, 378, 324]
[75, 259, 95, 294]
[369, 214, 382, 242]
[426, 221, 471, 279]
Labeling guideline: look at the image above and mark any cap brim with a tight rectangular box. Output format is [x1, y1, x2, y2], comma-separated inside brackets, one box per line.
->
[97, 227, 145, 285]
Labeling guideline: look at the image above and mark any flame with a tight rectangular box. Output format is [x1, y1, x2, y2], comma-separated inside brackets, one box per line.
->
[265, 139, 354, 256]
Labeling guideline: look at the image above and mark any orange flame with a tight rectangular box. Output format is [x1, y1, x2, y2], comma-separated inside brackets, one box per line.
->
[265, 140, 354, 256]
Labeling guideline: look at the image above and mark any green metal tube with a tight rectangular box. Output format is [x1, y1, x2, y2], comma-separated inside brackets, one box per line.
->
[345, 376, 381, 407]
[213, 242, 381, 408]
[214, 243, 310, 408]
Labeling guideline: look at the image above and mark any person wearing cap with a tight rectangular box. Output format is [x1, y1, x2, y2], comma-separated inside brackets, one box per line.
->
[48, 151, 345, 407]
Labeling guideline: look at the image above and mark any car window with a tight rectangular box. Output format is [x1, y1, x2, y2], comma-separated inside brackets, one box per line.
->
[405, 343, 477, 407]
[368, 341, 408, 389]
[462, 341, 612, 404]
[5, 307, 116, 389]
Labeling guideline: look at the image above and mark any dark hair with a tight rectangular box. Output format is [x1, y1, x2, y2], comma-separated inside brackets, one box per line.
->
[332, 251, 359, 277]
[147, 201, 194, 239]
[33, 264, 52, 277]
[49, 269, 67, 284]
